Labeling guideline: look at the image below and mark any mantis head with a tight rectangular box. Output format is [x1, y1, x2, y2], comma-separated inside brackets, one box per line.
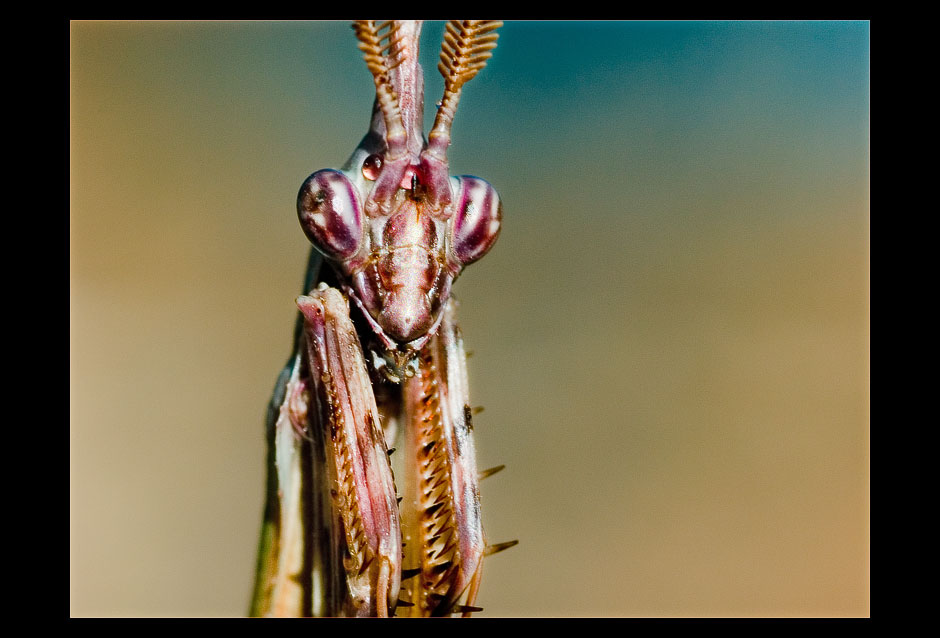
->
[297, 21, 503, 365]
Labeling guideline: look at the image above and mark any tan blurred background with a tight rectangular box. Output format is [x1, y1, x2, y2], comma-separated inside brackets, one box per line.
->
[70, 21, 869, 617]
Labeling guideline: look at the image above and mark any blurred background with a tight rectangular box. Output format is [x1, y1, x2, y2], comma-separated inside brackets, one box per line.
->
[70, 21, 869, 617]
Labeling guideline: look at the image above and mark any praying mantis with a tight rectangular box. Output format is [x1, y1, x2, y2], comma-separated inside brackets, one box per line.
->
[249, 20, 515, 618]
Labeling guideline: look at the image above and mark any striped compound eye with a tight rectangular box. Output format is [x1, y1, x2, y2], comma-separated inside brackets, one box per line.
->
[297, 169, 363, 261]
[451, 176, 502, 266]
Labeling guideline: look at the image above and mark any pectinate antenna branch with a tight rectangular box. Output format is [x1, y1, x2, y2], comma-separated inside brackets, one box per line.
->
[426, 20, 501, 159]
[353, 20, 408, 161]
[419, 20, 501, 217]
[353, 20, 425, 217]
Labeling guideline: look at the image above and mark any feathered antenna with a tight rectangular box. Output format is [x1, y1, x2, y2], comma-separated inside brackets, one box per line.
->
[427, 20, 502, 159]
[418, 21, 501, 217]
[352, 20, 409, 161]
[352, 20, 426, 216]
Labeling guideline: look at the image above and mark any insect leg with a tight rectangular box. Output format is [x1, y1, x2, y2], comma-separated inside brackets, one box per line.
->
[297, 285, 402, 617]
[397, 296, 486, 616]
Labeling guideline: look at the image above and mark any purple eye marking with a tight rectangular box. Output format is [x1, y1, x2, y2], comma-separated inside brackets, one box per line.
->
[297, 169, 363, 262]
[452, 176, 502, 266]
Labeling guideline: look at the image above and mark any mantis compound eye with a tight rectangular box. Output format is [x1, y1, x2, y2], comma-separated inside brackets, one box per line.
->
[451, 176, 502, 266]
[297, 169, 363, 261]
